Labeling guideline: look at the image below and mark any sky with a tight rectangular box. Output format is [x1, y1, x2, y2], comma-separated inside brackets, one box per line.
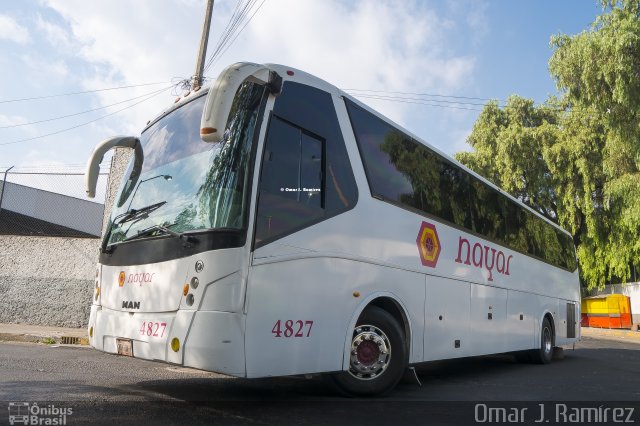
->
[0, 0, 602, 201]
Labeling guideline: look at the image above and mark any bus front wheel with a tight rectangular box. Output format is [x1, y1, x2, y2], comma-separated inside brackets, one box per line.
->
[332, 306, 407, 396]
[530, 317, 554, 364]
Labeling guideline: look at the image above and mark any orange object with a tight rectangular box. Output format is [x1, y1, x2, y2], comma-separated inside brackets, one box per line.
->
[581, 294, 632, 329]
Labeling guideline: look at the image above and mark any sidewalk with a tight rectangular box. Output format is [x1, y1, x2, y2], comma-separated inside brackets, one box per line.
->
[0, 323, 88, 345]
[580, 326, 640, 344]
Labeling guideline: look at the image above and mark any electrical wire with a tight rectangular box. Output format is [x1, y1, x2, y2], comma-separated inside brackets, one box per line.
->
[350, 93, 492, 109]
[350, 93, 486, 112]
[347, 90, 598, 116]
[4, 171, 108, 175]
[0, 85, 173, 147]
[345, 88, 504, 103]
[206, 0, 268, 72]
[205, 1, 248, 69]
[203, 0, 256, 74]
[202, 0, 268, 76]
[0, 81, 171, 105]
[0, 86, 173, 129]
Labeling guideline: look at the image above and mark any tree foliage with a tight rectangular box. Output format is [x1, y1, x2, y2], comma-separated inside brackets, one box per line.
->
[457, 0, 640, 289]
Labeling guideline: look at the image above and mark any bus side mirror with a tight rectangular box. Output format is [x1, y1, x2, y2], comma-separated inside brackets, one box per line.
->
[200, 62, 281, 143]
[85, 136, 143, 198]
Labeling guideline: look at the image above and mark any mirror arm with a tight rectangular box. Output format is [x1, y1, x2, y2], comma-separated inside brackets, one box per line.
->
[200, 62, 281, 143]
[85, 136, 141, 198]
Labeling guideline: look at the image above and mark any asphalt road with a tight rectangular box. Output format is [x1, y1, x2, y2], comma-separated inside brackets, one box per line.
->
[1, 337, 639, 425]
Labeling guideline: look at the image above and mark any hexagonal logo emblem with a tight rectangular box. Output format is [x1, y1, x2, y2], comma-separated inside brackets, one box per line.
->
[416, 221, 441, 268]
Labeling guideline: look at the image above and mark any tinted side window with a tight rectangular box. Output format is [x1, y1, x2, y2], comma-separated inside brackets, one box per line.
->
[346, 99, 469, 228]
[346, 97, 577, 272]
[254, 83, 357, 247]
[469, 178, 506, 242]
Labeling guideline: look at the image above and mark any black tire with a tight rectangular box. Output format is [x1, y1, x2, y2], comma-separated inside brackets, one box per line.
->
[529, 317, 554, 364]
[331, 306, 407, 396]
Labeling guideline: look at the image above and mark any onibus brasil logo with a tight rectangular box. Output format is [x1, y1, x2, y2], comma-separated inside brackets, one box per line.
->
[8, 402, 73, 425]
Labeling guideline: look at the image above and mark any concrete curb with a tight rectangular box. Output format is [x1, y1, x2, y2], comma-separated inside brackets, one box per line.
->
[0, 323, 89, 346]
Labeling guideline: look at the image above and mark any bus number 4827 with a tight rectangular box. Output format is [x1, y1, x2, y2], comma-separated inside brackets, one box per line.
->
[272, 320, 313, 337]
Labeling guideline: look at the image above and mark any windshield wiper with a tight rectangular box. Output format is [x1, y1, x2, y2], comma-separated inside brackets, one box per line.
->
[101, 201, 167, 253]
[114, 201, 167, 225]
[122, 224, 199, 244]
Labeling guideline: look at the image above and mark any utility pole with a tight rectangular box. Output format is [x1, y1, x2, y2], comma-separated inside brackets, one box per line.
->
[192, 0, 214, 91]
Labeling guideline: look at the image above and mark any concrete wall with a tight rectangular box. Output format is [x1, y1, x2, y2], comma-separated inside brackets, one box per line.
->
[0, 236, 98, 327]
[0, 149, 131, 328]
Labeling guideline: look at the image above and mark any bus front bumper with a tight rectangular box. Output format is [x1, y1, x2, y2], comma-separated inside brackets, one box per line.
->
[88, 305, 246, 377]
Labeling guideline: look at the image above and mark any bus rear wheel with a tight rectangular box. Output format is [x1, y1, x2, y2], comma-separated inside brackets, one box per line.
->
[529, 317, 554, 364]
[332, 306, 407, 396]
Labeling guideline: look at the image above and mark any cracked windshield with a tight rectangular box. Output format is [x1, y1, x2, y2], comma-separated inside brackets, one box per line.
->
[106, 83, 264, 245]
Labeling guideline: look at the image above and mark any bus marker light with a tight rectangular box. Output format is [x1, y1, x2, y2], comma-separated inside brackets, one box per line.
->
[287, 70, 294, 76]
[171, 338, 180, 352]
[183, 284, 189, 296]
[200, 127, 216, 135]
[191, 277, 199, 289]
[89, 327, 93, 338]
[353, 291, 360, 298]
[186, 294, 195, 306]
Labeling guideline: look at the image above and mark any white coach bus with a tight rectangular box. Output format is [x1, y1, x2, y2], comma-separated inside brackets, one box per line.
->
[85, 62, 580, 395]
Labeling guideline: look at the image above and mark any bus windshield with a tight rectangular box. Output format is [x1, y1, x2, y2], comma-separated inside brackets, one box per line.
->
[105, 82, 265, 246]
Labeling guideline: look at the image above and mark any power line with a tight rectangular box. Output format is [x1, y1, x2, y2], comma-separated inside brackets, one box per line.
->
[203, 0, 255, 74]
[203, 0, 268, 75]
[350, 93, 492, 108]
[0, 87, 172, 129]
[3, 171, 109, 175]
[207, 0, 267, 72]
[345, 88, 504, 103]
[0, 86, 173, 147]
[0, 81, 171, 105]
[205, 1, 248, 72]
[350, 93, 486, 112]
[347, 90, 599, 115]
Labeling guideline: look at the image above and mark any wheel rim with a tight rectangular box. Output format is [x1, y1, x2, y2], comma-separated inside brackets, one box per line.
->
[543, 326, 552, 354]
[348, 325, 391, 380]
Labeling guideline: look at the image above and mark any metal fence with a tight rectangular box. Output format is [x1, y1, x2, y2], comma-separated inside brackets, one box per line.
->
[0, 169, 108, 238]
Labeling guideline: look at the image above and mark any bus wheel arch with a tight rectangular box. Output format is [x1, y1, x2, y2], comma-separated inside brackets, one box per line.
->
[332, 295, 410, 396]
[367, 297, 411, 359]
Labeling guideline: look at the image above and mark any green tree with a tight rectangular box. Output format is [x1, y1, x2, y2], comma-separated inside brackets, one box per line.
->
[456, 96, 560, 220]
[457, 0, 640, 290]
[548, 0, 640, 287]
